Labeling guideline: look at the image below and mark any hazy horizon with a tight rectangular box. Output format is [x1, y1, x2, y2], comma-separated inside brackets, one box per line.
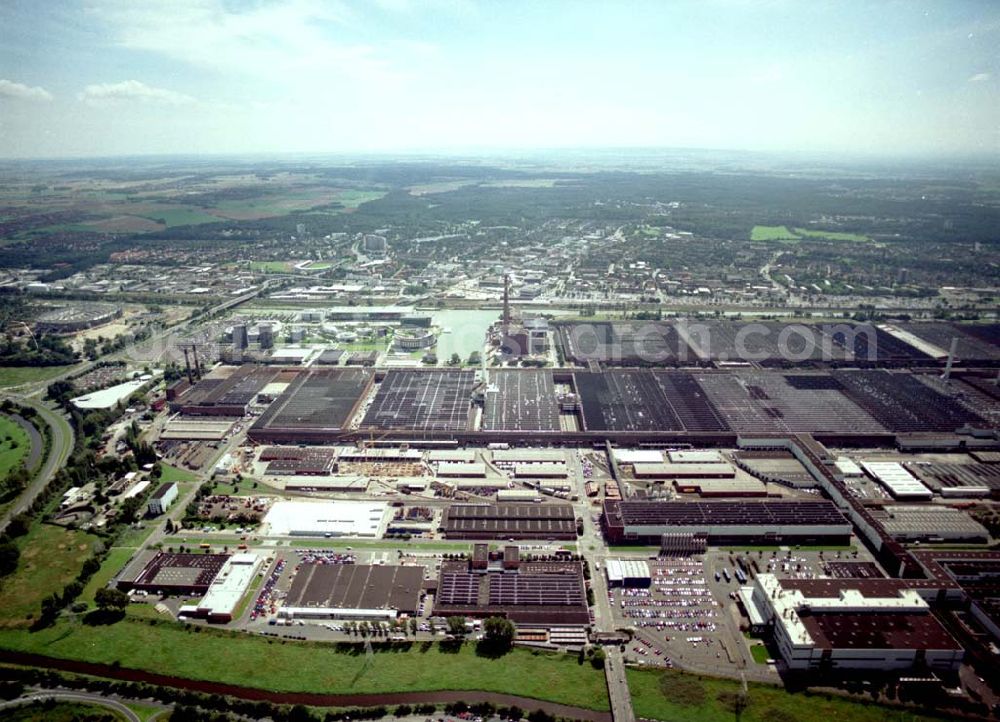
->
[1, 0, 998, 160]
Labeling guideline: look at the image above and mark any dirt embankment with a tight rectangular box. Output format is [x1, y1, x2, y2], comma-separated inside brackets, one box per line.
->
[0, 650, 612, 722]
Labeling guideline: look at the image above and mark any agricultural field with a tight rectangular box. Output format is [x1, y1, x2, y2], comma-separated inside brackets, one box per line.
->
[0, 621, 611, 710]
[0, 415, 30, 481]
[0, 523, 101, 628]
[627, 668, 949, 722]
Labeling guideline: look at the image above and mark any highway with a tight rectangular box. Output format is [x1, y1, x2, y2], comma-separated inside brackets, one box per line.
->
[0, 687, 163, 721]
[0, 395, 75, 533]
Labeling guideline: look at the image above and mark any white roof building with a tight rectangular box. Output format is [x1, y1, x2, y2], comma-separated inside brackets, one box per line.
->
[194, 553, 262, 622]
[861, 461, 932, 500]
[263, 500, 389, 537]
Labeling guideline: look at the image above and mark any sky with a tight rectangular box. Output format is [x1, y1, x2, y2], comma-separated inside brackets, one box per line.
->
[0, 0, 997, 159]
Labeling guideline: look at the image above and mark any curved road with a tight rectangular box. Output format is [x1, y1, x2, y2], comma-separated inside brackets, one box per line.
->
[0, 395, 74, 532]
[0, 689, 146, 721]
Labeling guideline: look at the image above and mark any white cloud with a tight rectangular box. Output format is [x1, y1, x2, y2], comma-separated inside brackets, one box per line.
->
[968, 72, 991, 83]
[0, 79, 53, 101]
[84, 0, 406, 89]
[78, 80, 195, 105]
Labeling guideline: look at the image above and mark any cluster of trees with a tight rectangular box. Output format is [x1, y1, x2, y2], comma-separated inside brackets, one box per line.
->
[339, 616, 420, 638]
[0, 332, 78, 367]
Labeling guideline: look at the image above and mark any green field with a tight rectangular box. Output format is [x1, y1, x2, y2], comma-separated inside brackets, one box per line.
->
[0, 415, 30, 480]
[0, 365, 74, 388]
[0, 524, 101, 628]
[79, 547, 138, 607]
[627, 668, 946, 722]
[749, 643, 770, 664]
[793, 227, 871, 242]
[249, 260, 292, 273]
[140, 207, 223, 227]
[335, 189, 388, 208]
[210, 475, 274, 496]
[750, 225, 801, 243]
[158, 464, 199, 483]
[0, 621, 610, 710]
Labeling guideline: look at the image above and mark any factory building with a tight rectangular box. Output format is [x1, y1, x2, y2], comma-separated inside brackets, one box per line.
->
[745, 574, 963, 672]
[602, 500, 851, 545]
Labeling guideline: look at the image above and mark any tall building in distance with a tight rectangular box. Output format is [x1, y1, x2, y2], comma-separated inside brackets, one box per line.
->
[232, 323, 248, 350]
[258, 323, 274, 350]
[364, 234, 388, 255]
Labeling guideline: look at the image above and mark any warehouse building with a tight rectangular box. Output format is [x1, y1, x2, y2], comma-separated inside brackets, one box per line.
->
[861, 461, 933, 501]
[189, 553, 263, 623]
[667, 450, 724, 464]
[632, 462, 735, 479]
[672, 477, 768, 498]
[605, 559, 651, 588]
[441, 503, 577, 540]
[746, 574, 963, 672]
[437, 462, 488, 478]
[873, 505, 989, 544]
[602, 500, 851, 545]
[263, 500, 389, 537]
[147, 482, 178, 516]
[513, 463, 568, 479]
[279, 564, 423, 621]
[491, 448, 566, 466]
[611, 449, 664, 465]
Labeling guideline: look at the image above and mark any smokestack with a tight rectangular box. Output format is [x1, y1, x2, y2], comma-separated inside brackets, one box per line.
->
[942, 337, 958, 381]
[502, 273, 511, 336]
[182, 347, 193, 384]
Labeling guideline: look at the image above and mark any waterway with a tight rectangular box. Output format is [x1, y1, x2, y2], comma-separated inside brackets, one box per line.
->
[429, 309, 499, 363]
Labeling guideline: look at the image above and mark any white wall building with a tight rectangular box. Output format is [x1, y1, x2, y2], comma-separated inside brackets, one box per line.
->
[263, 500, 389, 537]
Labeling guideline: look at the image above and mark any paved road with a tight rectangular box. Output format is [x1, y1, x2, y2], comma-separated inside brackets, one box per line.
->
[604, 648, 636, 722]
[0, 688, 150, 721]
[0, 396, 74, 533]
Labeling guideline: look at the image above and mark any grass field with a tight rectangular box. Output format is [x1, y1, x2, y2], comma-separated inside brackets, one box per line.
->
[793, 227, 871, 242]
[0, 700, 128, 721]
[0, 366, 74, 388]
[0, 415, 30, 481]
[750, 225, 801, 243]
[0, 621, 610, 710]
[79, 547, 138, 607]
[0, 524, 101, 628]
[749, 643, 770, 664]
[157, 464, 199, 483]
[335, 190, 388, 208]
[627, 668, 946, 722]
[249, 260, 292, 273]
[209, 476, 274, 496]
